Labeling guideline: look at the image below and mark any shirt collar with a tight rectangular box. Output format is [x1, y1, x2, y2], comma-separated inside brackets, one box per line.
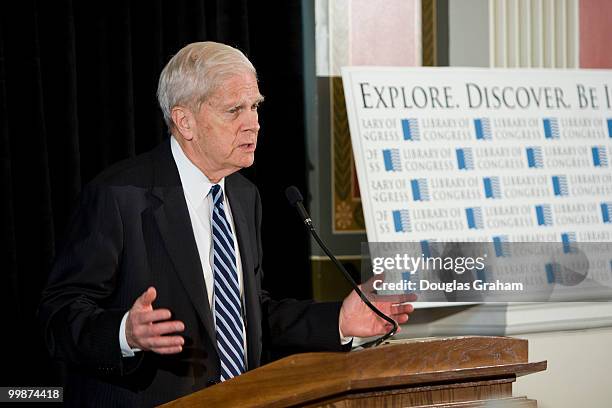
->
[170, 136, 225, 207]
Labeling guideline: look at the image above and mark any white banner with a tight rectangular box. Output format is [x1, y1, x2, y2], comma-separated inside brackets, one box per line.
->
[342, 67, 612, 244]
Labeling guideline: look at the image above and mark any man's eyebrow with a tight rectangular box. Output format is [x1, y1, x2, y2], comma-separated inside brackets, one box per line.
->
[223, 95, 265, 109]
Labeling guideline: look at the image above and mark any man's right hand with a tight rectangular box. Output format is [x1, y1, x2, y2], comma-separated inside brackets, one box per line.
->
[126, 287, 185, 354]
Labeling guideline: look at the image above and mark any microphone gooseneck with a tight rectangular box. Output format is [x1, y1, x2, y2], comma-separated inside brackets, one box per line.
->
[285, 186, 398, 348]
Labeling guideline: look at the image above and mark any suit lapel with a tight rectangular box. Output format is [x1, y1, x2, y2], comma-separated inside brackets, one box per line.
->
[150, 140, 218, 351]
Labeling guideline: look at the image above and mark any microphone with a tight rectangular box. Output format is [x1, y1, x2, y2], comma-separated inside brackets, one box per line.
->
[285, 186, 398, 348]
[285, 186, 312, 229]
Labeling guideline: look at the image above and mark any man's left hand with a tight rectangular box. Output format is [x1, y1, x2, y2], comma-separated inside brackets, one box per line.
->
[338, 278, 417, 338]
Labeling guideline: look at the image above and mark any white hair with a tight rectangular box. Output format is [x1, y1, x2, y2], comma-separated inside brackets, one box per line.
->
[157, 41, 256, 129]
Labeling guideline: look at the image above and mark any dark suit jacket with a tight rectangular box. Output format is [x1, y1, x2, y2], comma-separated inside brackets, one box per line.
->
[39, 139, 346, 407]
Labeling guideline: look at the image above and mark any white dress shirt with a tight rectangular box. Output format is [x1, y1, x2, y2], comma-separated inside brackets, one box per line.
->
[119, 137, 246, 357]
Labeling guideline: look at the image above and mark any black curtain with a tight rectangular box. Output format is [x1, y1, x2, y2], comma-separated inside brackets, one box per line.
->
[0, 0, 311, 386]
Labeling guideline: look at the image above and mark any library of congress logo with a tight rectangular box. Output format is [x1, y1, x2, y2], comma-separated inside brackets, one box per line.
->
[392, 210, 412, 232]
[465, 207, 484, 229]
[383, 149, 401, 172]
[401, 118, 420, 141]
[456, 148, 474, 170]
[474, 118, 492, 140]
[483, 176, 501, 199]
[543, 118, 560, 139]
[526, 146, 544, 168]
[410, 178, 430, 201]
[601, 202, 612, 223]
[561, 232, 576, 253]
[493, 235, 511, 257]
[592, 146, 608, 167]
[552, 175, 569, 197]
[535, 204, 553, 226]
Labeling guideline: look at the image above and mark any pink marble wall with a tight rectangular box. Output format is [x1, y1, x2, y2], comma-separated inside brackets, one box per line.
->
[350, 0, 421, 66]
[580, 0, 612, 68]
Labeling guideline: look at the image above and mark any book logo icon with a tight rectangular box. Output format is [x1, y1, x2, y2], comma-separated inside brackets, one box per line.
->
[552, 175, 569, 197]
[411, 179, 430, 201]
[401, 118, 420, 141]
[466, 207, 484, 229]
[592, 146, 609, 167]
[543, 118, 560, 139]
[383, 149, 402, 172]
[601, 202, 612, 224]
[493, 235, 510, 257]
[483, 177, 501, 199]
[392, 210, 412, 232]
[561, 232, 576, 254]
[474, 118, 492, 140]
[535, 204, 553, 226]
[456, 148, 474, 170]
[526, 147, 544, 168]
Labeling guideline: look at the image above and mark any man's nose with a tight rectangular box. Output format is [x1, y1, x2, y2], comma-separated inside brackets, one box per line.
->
[244, 110, 260, 132]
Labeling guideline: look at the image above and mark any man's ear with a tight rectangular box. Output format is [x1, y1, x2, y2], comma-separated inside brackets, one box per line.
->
[171, 106, 195, 141]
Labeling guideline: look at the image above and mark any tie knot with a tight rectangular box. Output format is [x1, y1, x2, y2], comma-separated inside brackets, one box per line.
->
[210, 184, 224, 205]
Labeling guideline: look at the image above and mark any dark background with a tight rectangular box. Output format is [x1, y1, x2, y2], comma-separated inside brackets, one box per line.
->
[1, 0, 312, 386]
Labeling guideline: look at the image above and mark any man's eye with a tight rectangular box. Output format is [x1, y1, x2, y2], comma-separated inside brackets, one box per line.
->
[228, 107, 241, 114]
[251, 103, 260, 111]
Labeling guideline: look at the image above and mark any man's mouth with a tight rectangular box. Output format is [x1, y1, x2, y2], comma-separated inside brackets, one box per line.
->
[238, 143, 256, 152]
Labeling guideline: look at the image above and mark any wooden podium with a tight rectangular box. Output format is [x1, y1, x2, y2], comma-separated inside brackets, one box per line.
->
[160, 336, 546, 407]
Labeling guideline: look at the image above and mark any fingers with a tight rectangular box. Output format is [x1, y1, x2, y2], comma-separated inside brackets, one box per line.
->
[382, 315, 409, 332]
[142, 320, 185, 337]
[391, 303, 414, 314]
[387, 303, 414, 326]
[146, 335, 184, 349]
[128, 319, 185, 353]
[152, 346, 184, 355]
[135, 287, 157, 308]
[394, 292, 418, 303]
[393, 313, 410, 324]
[370, 292, 418, 303]
[145, 332, 184, 354]
[134, 308, 173, 324]
[127, 288, 187, 354]
[130, 320, 185, 342]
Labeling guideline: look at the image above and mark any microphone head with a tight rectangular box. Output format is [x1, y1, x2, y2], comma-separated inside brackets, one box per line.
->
[285, 185, 303, 207]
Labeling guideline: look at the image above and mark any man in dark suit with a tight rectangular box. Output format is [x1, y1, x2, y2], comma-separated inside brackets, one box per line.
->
[39, 41, 414, 407]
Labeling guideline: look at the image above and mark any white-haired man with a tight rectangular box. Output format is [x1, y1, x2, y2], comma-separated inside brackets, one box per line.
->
[39, 41, 414, 407]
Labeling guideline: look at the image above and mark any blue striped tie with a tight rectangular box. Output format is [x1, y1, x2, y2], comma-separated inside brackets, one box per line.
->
[210, 184, 245, 381]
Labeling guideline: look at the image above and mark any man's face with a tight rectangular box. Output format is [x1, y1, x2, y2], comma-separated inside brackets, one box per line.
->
[190, 72, 263, 177]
